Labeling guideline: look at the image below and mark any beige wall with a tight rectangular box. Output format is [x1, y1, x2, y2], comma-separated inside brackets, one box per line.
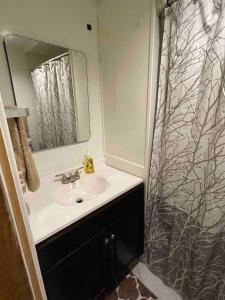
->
[99, 0, 151, 177]
[0, 0, 103, 176]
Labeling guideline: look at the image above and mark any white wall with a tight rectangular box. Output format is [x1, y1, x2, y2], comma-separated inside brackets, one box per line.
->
[0, 0, 103, 176]
[99, 0, 151, 177]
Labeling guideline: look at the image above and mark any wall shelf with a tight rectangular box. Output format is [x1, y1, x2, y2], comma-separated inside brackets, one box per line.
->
[5, 107, 30, 119]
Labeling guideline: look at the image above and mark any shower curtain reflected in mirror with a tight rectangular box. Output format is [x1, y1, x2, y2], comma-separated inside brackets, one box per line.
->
[145, 0, 225, 299]
[31, 54, 77, 150]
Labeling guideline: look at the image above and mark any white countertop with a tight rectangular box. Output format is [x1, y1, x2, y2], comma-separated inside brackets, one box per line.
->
[25, 162, 143, 244]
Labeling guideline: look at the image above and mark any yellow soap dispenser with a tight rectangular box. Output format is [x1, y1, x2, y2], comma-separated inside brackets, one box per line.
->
[83, 150, 95, 174]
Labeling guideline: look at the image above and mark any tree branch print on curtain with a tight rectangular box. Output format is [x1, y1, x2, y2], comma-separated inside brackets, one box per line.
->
[145, 0, 225, 299]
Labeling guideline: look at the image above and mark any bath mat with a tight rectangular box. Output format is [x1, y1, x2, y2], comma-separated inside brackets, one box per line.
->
[105, 273, 157, 300]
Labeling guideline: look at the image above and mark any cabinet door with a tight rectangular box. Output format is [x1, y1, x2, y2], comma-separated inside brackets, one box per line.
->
[108, 197, 144, 288]
[43, 234, 105, 300]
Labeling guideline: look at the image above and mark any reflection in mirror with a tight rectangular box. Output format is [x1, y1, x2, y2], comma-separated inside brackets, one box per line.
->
[4, 35, 91, 152]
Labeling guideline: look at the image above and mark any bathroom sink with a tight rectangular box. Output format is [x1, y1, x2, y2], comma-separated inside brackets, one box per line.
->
[52, 175, 110, 206]
[78, 175, 110, 196]
[26, 163, 143, 244]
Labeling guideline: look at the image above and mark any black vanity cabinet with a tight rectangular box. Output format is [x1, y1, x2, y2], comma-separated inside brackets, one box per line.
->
[36, 183, 144, 300]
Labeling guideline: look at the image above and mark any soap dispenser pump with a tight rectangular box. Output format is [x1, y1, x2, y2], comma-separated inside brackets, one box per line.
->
[83, 150, 95, 174]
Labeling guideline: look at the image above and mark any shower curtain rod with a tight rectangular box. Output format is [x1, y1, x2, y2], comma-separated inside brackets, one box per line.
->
[32, 51, 69, 71]
[43, 52, 69, 64]
[157, 0, 178, 16]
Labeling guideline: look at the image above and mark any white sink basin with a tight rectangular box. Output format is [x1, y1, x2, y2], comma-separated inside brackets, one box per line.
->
[79, 175, 110, 196]
[52, 175, 110, 206]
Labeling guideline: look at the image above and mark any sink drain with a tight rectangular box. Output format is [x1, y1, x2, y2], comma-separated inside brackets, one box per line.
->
[76, 198, 84, 204]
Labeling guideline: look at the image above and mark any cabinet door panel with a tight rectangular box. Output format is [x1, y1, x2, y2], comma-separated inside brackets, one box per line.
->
[43, 236, 105, 300]
[108, 195, 144, 287]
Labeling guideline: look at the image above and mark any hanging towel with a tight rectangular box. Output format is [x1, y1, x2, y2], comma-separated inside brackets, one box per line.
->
[7, 117, 40, 192]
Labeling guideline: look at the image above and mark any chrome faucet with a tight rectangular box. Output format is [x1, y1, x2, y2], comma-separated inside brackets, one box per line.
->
[54, 167, 83, 184]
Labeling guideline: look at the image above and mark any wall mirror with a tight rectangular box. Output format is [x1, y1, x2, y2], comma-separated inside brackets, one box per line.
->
[4, 34, 91, 152]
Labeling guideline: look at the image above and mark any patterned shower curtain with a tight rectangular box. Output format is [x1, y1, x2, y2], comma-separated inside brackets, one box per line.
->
[145, 0, 225, 299]
[31, 55, 77, 149]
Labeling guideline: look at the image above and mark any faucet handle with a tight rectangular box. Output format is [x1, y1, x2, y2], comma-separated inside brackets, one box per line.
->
[54, 173, 68, 182]
[74, 167, 83, 174]
[73, 167, 83, 179]
[55, 173, 67, 179]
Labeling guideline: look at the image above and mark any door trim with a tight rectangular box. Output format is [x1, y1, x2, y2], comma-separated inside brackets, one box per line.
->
[0, 95, 46, 299]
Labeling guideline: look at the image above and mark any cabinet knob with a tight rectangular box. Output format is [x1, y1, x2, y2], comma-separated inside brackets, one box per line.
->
[111, 234, 115, 240]
[104, 238, 109, 245]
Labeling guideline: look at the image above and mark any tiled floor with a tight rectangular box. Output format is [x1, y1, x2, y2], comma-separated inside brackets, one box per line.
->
[105, 273, 157, 300]
[132, 263, 183, 300]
